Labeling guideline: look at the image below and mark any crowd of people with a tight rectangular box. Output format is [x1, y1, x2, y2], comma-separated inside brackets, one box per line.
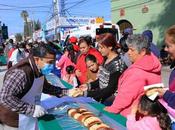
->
[0, 25, 175, 130]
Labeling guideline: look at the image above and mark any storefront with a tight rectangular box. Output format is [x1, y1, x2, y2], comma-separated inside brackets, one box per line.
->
[44, 16, 104, 41]
[111, 0, 175, 47]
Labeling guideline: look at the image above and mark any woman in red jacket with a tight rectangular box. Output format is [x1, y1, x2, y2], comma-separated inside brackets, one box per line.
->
[75, 36, 103, 84]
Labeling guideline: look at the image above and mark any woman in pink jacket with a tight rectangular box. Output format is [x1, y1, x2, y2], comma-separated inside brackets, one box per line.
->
[56, 44, 76, 78]
[105, 34, 162, 117]
[127, 95, 171, 130]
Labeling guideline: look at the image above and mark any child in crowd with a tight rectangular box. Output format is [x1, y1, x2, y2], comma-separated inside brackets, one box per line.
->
[85, 54, 99, 83]
[127, 95, 171, 130]
[63, 65, 78, 88]
[56, 44, 76, 78]
[8, 42, 26, 67]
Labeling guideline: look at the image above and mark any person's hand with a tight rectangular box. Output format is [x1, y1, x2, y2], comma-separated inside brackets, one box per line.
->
[145, 88, 167, 97]
[79, 84, 88, 91]
[87, 79, 93, 83]
[75, 70, 81, 77]
[68, 88, 83, 97]
[104, 107, 108, 111]
[33, 105, 47, 118]
[131, 104, 138, 114]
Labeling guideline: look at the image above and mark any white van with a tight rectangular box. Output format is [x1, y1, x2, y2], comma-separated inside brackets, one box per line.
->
[63, 22, 120, 41]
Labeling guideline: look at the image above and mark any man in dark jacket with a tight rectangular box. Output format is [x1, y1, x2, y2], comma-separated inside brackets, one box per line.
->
[0, 43, 68, 129]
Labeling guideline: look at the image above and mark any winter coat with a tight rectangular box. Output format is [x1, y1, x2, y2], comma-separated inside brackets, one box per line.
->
[76, 47, 103, 84]
[106, 53, 161, 117]
[56, 53, 75, 78]
[127, 114, 161, 130]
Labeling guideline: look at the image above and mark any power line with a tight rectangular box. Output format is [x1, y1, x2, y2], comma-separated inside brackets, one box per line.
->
[69, 11, 105, 17]
[64, 0, 89, 11]
[0, 8, 52, 14]
[70, 12, 110, 18]
[65, 0, 83, 5]
[112, 0, 155, 11]
[0, 3, 51, 9]
[65, 0, 108, 9]
[112, 0, 143, 9]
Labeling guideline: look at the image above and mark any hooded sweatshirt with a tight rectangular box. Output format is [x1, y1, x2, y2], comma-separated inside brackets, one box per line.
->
[106, 53, 161, 117]
[127, 114, 162, 130]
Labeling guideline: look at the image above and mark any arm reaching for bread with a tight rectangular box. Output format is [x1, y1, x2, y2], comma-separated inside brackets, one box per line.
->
[68, 88, 84, 97]
[144, 83, 168, 97]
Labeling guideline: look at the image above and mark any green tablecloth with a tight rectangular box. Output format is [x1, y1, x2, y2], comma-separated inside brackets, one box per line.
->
[39, 77, 126, 130]
[38, 101, 126, 130]
[60, 78, 73, 89]
[0, 55, 7, 65]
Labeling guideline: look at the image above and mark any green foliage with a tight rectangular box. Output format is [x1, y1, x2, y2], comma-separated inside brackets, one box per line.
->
[20, 10, 29, 22]
[15, 33, 23, 42]
[34, 19, 41, 31]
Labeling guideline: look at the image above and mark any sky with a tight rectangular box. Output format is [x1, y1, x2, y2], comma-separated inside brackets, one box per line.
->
[0, 0, 111, 35]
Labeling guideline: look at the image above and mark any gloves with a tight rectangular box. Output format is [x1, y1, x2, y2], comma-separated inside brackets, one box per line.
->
[33, 105, 47, 118]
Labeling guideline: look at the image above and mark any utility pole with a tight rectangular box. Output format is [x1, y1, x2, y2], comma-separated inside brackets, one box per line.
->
[59, 0, 66, 17]
[53, 0, 66, 40]
[53, 0, 59, 40]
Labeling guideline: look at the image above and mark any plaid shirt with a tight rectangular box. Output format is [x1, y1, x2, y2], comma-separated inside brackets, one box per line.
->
[0, 69, 35, 115]
[0, 68, 68, 116]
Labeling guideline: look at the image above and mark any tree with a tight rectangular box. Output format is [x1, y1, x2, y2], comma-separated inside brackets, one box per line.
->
[15, 33, 23, 42]
[20, 10, 28, 23]
[34, 19, 41, 31]
[20, 10, 30, 38]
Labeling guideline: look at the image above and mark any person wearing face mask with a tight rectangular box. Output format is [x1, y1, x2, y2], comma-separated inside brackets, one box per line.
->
[8, 42, 27, 68]
[0, 43, 68, 130]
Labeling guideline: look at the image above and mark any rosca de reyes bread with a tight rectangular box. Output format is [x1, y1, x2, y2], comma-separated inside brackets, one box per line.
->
[83, 116, 102, 127]
[89, 123, 112, 130]
[67, 107, 113, 130]
[79, 114, 95, 123]
[68, 88, 84, 97]
[67, 108, 77, 117]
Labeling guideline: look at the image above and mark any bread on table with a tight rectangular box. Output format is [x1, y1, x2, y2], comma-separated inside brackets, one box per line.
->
[78, 113, 95, 123]
[73, 113, 82, 120]
[77, 108, 88, 113]
[81, 111, 94, 115]
[83, 116, 102, 127]
[67, 108, 77, 117]
[89, 123, 112, 130]
[68, 88, 84, 97]
[67, 107, 113, 130]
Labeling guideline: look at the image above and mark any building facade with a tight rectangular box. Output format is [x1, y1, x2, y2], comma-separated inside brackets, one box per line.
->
[111, 0, 175, 47]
